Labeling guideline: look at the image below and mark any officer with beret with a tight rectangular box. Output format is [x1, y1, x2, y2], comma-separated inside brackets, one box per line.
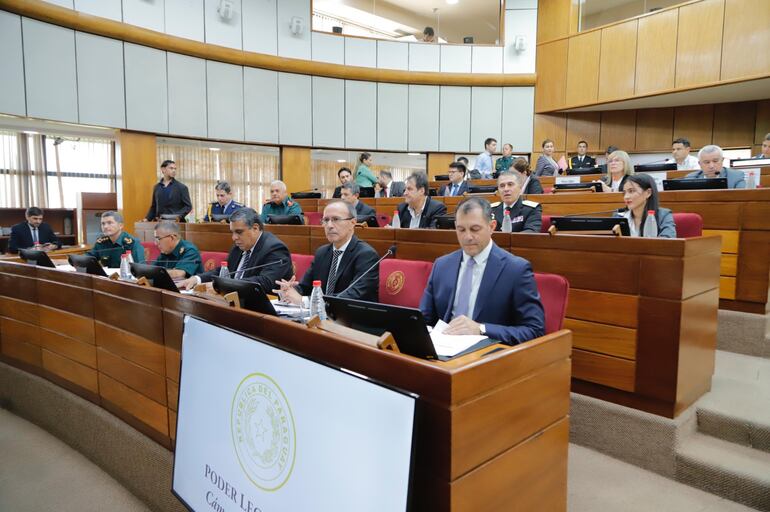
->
[152, 220, 203, 278]
[203, 181, 244, 222]
[87, 211, 145, 268]
[261, 180, 303, 220]
[491, 171, 542, 233]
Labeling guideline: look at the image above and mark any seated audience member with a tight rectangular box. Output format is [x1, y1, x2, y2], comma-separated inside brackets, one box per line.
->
[204, 181, 243, 221]
[614, 174, 676, 238]
[475, 138, 497, 179]
[396, 172, 447, 229]
[151, 220, 204, 278]
[8, 207, 62, 253]
[570, 141, 596, 169]
[494, 143, 515, 176]
[671, 138, 699, 170]
[87, 211, 145, 268]
[756, 133, 770, 159]
[340, 182, 376, 217]
[491, 172, 542, 233]
[419, 197, 545, 344]
[686, 145, 746, 189]
[457, 156, 470, 169]
[179, 207, 292, 291]
[332, 167, 352, 199]
[535, 139, 559, 177]
[261, 180, 304, 219]
[599, 150, 634, 192]
[512, 158, 544, 195]
[274, 201, 380, 303]
[375, 170, 405, 198]
[440, 162, 469, 197]
[597, 145, 619, 174]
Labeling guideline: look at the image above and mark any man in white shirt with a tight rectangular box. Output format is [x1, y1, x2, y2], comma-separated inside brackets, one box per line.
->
[475, 138, 497, 179]
[672, 137, 700, 170]
[395, 172, 447, 229]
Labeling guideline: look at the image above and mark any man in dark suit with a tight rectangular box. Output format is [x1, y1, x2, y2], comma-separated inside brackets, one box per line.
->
[570, 140, 596, 170]
[340, 182, 376, 217]
[8, 207, 61, 253]
[396, 172, 447, 229]
[491, 171, 542, 233]
[420, 197, 544, 344]
[142, 160, 193, 222]
[332, 167, 352, 199]
[179, 207, 292, 291]
[274, 201, 380, 303]
[375, 170, 405, 198]
[439, 162, 469, 197]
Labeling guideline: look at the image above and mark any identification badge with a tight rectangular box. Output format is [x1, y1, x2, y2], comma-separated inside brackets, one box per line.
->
[512, 215, 524, 223]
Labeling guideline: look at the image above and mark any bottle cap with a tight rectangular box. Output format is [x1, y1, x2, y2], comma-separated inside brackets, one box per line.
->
[125, 250, 131, 254]
[313, 280, 322, 286]
[393, 211, 398, 215]
[121, 253, 127, 258]
[505, 209, 510, 214]
[220, 261, 227, 266]
[647, 210, 655, 215]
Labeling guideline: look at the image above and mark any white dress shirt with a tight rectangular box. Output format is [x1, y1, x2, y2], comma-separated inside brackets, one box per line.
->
[407, 198, 427, 229]
[300, 237, 352, 306]
[611, 178, 623, 192]
[451, 240, 494, 320]
[677, 155, 699, 170]
[194, 233, 261, 285]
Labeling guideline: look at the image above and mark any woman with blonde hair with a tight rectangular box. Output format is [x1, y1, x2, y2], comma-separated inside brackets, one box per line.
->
[599, 150, 634, 192]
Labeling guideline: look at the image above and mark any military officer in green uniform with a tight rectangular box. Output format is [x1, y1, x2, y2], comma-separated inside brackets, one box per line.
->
[261, 180, 304, 221]
[152, 220, 203, 278]
[87, 211, 145, 268]
[491, 171, 542, 233]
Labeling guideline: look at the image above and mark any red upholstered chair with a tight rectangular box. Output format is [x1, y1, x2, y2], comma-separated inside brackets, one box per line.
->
[540, 215, 552, 233]
[379, 258, 433, 308]
[534, 272, 569, 334]
[200, 251, 229, 273]
[140, 242, 160, 263]
[672, 213, 703, 238]
[305, 211, 322, 226]
[291, 254, 314, 281]
[376, 213, 391, 227]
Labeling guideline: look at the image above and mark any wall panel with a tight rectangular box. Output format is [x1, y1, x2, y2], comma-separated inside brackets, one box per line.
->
[673, 105, 714, 149]
[537, 0, 573, 43]
[377, 41, 408, 71]
[756, 100, 770, 145]
[565, 31, 600, 107]
[311, 32, 344, 65]
[312, 77, 344, 148]
[345, 81, 376, 150]
[124, 43, 169, 134]
[721, 0, 770, 81]
[597, 20, 638, 103]
[600, 110, 636, 151]
[76, 33, 126, 128]
[345, 38, 377, 68]
[502, 87, 535, 152]
[635, 8, 677, 96]
[409, 43, 440, 72]
[440, 45, 472, 74]
[244, 68, 278, 144]
[22, 19, 78, 123]
[377, 84, 409, 151]
[204, 0, 242, 50]
[470, 88, 503, 153]
[439, 87, 471, 153]
[408, 85, 440, 152]
[167, 53, 208, 138]
[535, 39, 568, 112]
[165, 0, 204, 42]
[206, 61, 244, 141]
[676, 0, 724, 88]
[74, 0, 122, 21]
[471, 47, 504, 74]
[278, 73, 312, 146]
[276, 0, 311, 60]
[123, 0, 165, 33]
[566, 113, 601, 151]
[636, 108, 674, 151]
[713, 102, 756, 148]
[504, 8, 537, 74]
[242, 0, 277, 55]
[0, 12, 26, 117]
[533, 114, 567, 152]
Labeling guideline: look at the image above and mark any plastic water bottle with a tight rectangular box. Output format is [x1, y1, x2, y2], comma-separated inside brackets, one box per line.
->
[119, 253, 131, 280]
[309, 280, 327, 321]
[391, 211, 401, 229]
[218, 261, 229, 278]
[642, 210, 658, 238]
[125, 250, 134, 265]
[501, 209, 513, 233]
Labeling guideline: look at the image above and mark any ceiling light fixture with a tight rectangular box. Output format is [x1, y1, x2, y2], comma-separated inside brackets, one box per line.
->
[209, 147, 220, 151]
[446, 0, 459, 4]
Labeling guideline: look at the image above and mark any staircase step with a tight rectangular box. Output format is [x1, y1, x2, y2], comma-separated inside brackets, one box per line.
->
[675, 433, 770, 511]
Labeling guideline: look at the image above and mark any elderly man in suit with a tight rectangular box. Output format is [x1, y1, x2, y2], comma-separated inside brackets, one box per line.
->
[439, 162, 469, 197]
[8, 206, 61, 253]
[686, 145, 746, 189]
[395, 172, 447, 229]
[420, 197, 544, 345]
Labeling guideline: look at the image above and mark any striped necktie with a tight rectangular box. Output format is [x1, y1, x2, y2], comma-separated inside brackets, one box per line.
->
[326, 250, 343, 294]
[234, 250, 251, 280]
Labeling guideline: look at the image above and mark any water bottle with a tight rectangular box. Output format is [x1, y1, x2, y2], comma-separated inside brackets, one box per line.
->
[125, 250, 134, 265]
[218, 261, 229, 278]
[119, 253, 131, 280]
[391, 211, 401, 229]
[642, 210, 658, 238]
[501, 209, 513, 233]
[309, 280, 327, 321]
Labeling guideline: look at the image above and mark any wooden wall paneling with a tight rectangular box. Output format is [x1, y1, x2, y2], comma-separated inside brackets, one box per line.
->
[713, 102, 757, 148]
[566, 289, 638, 328]
[564, 318, 636, 359]
[635, 297, 681, 404]
[281, 146, 311, 194]
[597, 20, 638, 103]
[673, 105, 715, 149]
[0, 297, 38, 325]
[572, 349, 636, 392]
[636, 108, 674, 151]
[98, 372, 169, 436]
[97, 347, 167, 405]
[93, 322, 166, 375]
[427, 153, 456, 179]
[600, 110, 636, 151]
[720, 0, 770, 81]
[535, 39, 568, 112]
[118, 131, 157, 226]
[675, 0, 725, 88]
[38, 307, 94, 345]
[565, 31, 600, 107]
[735, 231, 770, 303]
[755, 100, 770, 144]
[0, 318, 41, 367]
[41, 349, 98, 394]
[533, 114, 567, 151]
[536, 0, 573, 43]
[38, 328, 96, 368]
[635, 8, 678, 95]
[565, 112, 601, 152]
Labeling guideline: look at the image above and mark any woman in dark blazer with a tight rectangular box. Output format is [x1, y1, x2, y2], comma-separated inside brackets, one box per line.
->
[613, 173, 676, 238]
[599, 150, 634, 193]
[512, 158, 543, 195]
[534, 139, 559, 177]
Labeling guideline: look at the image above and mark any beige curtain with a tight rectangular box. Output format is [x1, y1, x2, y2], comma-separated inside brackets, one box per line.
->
[0, 130, 48, 208]
[311, 161, 416, 198]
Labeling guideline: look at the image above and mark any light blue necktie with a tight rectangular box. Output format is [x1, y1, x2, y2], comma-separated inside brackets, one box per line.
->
[453, 257, 476, 318]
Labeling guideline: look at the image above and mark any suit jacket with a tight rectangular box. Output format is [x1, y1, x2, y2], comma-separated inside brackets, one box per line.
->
[396, 196, 447, 229]
[420, 243, 545, 344]
[332, 186, 342, 199]
[439, 181, 469, 197]
[570, 155, 596, 169]
[376, 181, 405, 198]
[297, 236, 379, 301]
[198, 231, 292, 293]
[146, 179, 193, 221]
[355, 201, 376, 217]
[491, 198, 542, 233]
[534, 155, 558, 177]
[523, 176, 543, 195]
[685, 168, 746, 189]
[613, 207, 677, 238]
[8, 222, 61, 253]
[203, 200, 243, 222]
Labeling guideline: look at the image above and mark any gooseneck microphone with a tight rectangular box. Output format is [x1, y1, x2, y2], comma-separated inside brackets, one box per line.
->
[334, 245, 396, 297]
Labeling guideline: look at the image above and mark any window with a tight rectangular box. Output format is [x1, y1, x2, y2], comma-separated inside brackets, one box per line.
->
[311, 150, 425, 197]
[580, 0, 684, 31]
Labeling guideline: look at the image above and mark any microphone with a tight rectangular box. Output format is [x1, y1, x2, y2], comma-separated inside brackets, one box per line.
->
[565, 208, 626, 217]
[333, 245, 396, 297]
[226, 258, 286, 278]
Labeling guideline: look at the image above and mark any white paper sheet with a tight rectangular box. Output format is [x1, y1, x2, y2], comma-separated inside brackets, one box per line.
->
[430, 319, 488, 357]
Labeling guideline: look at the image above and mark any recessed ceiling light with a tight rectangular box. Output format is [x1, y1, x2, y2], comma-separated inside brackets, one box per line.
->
[336, 159, 346, 163]
[209, 147, 220, 151]
[407, 153, 421, 156]
[446, 0, 459, 4]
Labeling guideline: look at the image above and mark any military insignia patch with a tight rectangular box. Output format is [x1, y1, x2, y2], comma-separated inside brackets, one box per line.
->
[385, 270, 405, 295]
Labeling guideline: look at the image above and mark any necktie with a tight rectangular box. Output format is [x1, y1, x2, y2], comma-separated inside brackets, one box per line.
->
[385, 186, 389, 198]
[32, 228, 39, 244]
[234, 250, 251, 280]
[326, 250, 343, 294]
[453, 257, 476, 318]
[451, 184, 458, 196]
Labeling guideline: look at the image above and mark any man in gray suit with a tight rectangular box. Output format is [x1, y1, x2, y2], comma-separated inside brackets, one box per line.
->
[685, 145, 745, 189]
[375, 170, 405, 198]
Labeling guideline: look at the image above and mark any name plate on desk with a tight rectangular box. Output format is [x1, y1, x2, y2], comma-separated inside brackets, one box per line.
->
[173, 317, 417, 512]
[555, 176, 580, 184]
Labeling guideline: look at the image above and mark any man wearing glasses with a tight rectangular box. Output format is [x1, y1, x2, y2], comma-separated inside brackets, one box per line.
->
[151, 220, 203, 278]
[439, 162, 469, 197]
[274, 201, 380, 304]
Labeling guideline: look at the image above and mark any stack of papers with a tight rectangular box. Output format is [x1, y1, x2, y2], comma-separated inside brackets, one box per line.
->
[430, 320, 488, 357]
[270, 300, 308, 319]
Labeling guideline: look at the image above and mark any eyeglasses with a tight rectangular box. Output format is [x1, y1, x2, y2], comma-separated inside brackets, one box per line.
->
[153, 234, 174, 242]
[321, 216, 354, 225]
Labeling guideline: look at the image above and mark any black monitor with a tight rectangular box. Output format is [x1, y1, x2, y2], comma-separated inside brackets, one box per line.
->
[358, 187, 375, 198]
[662, 178, 728, 191]
[19, 249, 56, 268]
[550, 216, 631, 236]
[356, 215, 380, 227]
[567, 167, 601, 176]
[435, 216, 456, 230]
[210, 213, 231, 222]
[434, 174, 450, 181]
[264, 214, 304, 225]
[68, 254, 108, 277]
[130, 262, 179, 292]
[212, 277, 276, 315]
[291, 191, 322, 199]
[635, 162, 677, 173]
[554, 182, 603, 193]
[467, 185, 498, 194]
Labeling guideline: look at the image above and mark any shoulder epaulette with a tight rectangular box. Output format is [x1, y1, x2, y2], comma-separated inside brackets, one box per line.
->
[522, 200, 540, 208]
[490, 201, 501, 207]
[179, 246, 185, 255]
[123, 236, 134, 245]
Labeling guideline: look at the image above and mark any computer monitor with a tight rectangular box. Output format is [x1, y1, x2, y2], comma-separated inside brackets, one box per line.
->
[567, 167, 601, 176]
[264, 214, 304, 225]
[68, 254, 108, 277]
[210, 213, 231, 222]
[549, 216, 631, 236]
[212, 276, 277, 315]
[19, 248, 56, 268]
[435, 216, 456, 230]
[358, 187, 375, 198]
[662, 178, 728, 191]
[130, 262, 179, 292]
[291, 191, 322, 199]
[467, 185, 498, 194]
[356, 215, 380, 227]
[434, 174, 449, 181]
[554, 182, 603, 193]
[634, 162, 677, 173]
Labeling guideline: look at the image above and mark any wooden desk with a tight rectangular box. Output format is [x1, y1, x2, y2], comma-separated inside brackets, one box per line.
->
[0, 261, 572, 511]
